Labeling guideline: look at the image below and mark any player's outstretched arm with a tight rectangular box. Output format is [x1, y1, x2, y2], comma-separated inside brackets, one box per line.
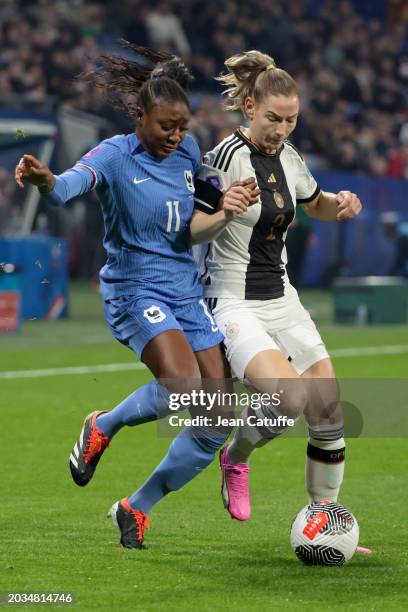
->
[190, 178, 260, 244]
[15, 152, 100, 206]
[302, 190, 362, 222]
[15, 154, 55, 192]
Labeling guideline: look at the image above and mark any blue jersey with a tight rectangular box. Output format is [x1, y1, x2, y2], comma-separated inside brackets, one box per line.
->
[44, 133, 203, 303]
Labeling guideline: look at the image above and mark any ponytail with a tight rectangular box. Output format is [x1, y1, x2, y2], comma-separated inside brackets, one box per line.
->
[217, 50, 298, 114]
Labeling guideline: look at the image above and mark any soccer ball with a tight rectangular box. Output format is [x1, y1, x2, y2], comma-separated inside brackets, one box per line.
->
[290, 500, 359, 566]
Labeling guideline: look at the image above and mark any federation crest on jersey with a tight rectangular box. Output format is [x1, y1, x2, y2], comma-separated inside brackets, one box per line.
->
[225, 321, 240, 339]
[144, 305, 166, 323]
[273, 191, 285, 208]
[184, 170, 194, 192]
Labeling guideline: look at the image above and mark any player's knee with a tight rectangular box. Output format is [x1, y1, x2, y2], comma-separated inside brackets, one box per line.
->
[156, 359, 201, 380]
[278, 384, 308, 420]
[305, 397, 343, 429]
[158, 366, 202, 399]
[168, 365, 201, 380]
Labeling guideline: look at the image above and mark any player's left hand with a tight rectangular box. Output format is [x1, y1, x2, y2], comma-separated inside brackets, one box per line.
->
[336, 191, 362, 221]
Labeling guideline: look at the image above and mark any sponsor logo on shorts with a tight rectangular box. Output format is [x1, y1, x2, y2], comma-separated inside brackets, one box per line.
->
[143, 305, 166, 323]
[225, 321, 240, 339]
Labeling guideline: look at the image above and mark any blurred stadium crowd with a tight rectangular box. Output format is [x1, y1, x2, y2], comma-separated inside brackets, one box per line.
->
[1, 0, 407, 176]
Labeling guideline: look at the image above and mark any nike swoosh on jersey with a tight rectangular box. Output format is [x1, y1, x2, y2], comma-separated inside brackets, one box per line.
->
[133, 177, 152, 185]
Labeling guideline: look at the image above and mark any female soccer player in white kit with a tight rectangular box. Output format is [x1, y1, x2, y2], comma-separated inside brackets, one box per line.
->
[192, 51, 362, 522]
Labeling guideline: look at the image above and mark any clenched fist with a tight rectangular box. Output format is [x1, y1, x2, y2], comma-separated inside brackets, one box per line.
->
[336, 190, 362, 221]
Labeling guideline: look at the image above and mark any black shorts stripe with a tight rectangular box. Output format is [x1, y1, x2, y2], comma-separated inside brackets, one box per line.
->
[214, 136, 240, 170]
[223, 142, 246, 172]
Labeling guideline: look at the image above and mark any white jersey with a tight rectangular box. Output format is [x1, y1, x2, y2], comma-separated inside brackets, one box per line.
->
[194, 129, 320, 300]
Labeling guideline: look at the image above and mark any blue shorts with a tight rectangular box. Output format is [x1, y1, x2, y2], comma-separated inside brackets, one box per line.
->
[103, 295, 224, 358]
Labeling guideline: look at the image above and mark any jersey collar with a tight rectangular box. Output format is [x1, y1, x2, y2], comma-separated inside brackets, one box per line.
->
[235, 127, 284, 157]
[130, 132, 145, 156]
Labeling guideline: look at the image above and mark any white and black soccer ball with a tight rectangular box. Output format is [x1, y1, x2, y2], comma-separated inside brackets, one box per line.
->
[290, 500, 359, 566]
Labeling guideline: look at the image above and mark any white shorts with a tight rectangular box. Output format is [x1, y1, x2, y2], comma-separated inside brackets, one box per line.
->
[211, 284, 329, 379]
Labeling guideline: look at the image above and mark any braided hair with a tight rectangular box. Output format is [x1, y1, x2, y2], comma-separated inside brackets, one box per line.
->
[80, 40, 193, 118]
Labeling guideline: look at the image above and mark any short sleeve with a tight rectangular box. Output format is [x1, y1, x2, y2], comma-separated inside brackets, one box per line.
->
[295, 157, 320, 203]
[75, 141, 120, 188]
[180, 133, 201, 176]
[189, 135, 201, 176]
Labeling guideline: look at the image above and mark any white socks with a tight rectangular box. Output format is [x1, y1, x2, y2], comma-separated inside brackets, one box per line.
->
[306, 437, 345, 503]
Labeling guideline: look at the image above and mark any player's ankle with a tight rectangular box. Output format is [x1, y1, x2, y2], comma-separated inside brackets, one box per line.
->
[227, 446, 251, 464]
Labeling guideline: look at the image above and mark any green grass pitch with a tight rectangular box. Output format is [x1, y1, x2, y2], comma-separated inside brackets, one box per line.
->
[1, 284, 407, 611]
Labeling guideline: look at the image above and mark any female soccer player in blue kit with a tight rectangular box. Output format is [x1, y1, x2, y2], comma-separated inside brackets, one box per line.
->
[15, 44, 259, 549]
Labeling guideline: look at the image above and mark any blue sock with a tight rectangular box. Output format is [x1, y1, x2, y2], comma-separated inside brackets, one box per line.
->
[95, 381, 171, 437]
[127, 426, 229, 514]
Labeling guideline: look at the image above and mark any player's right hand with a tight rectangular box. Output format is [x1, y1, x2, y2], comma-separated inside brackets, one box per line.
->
[240, 177, 261, 205]
[15, 154, 55, 192]
[221, 177, 261, 220]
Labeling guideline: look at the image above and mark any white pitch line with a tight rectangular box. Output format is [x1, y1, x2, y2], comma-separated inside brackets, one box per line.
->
[330, 344, 408, 358]
[0, 362, 146, 379]
[1, 344, 408, 380]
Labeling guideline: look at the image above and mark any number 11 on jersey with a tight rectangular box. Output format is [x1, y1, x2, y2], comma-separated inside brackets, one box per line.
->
[165, 200, 180, 232]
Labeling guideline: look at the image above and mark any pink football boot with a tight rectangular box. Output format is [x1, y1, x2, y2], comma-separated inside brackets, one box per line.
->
[219, 446, 251, 521]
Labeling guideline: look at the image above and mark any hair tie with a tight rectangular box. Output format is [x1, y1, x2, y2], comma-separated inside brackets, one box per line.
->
[265, 64, 275, 71]
[151, 66, 165, 79]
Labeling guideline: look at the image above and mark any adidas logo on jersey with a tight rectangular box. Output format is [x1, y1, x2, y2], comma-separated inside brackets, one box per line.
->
[267, 173, 276, 183]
